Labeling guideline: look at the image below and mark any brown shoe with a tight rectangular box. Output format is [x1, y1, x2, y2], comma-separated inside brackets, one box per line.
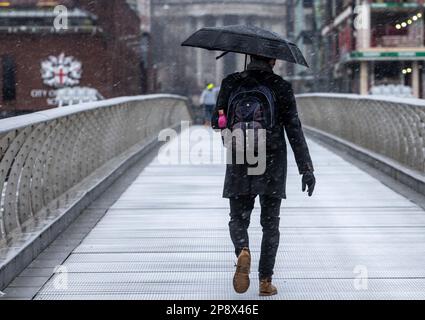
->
[259, 277, 278, 296]
[233, 247, 251, 294]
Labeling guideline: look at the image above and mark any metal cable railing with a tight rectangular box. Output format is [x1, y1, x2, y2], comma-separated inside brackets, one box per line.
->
[0, 94, 190, 246]
[296, 93, 425, 175]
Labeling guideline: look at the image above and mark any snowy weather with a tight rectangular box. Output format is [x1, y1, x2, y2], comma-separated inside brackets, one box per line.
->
[0, 0, 424, 311]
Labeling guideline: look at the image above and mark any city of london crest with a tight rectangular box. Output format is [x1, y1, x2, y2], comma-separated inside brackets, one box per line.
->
[41, 53, 82, 88]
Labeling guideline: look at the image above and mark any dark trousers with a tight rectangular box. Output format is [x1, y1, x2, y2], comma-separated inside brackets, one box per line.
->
[204, 104, 215, 122]
[229, 195, 282, 279]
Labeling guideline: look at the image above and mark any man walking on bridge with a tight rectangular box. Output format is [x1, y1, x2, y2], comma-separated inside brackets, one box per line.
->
[211, 55, 316, 296]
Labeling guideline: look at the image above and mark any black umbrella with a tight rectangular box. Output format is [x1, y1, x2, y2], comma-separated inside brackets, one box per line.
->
[181, 25, 309, 68]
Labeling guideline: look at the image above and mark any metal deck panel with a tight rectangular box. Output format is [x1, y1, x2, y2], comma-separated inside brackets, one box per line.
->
[29, 127, 425, 300]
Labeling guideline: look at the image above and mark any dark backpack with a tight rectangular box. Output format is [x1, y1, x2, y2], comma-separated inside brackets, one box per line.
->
[224, 76, 276, 154]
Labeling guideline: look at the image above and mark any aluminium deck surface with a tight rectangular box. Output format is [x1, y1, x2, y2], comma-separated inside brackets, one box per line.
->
[30, 127, 425, 300]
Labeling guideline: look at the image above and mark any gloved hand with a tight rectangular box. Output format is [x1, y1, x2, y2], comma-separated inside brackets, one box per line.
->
[302, 171, 316, 197]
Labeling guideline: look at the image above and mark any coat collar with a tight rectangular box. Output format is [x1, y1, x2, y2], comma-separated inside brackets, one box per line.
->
[246, 60, 274, 74]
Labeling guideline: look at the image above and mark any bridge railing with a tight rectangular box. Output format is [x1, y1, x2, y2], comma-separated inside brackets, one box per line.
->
[0, 95, 190, 248]
[296, 93, 425, 191]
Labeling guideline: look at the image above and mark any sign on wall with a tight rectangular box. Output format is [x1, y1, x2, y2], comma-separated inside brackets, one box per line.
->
[30, 53, 102, 107]
[41, 52, 82, 88]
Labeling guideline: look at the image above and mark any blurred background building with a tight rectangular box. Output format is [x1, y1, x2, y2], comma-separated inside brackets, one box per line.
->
[293, 0, 425, 98]
[151, 0, 288, 100]
[2, 0, 425, 119]
[0, 0, 152, 118]
[285, 0, 320, 93]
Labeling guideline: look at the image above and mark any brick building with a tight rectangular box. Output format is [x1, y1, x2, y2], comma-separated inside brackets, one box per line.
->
[0, 0, 151, 117]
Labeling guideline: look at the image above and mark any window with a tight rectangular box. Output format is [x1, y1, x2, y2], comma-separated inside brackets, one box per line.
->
[2, 55, 16, 102]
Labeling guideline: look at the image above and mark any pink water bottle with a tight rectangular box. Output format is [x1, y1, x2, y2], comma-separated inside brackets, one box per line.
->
[218, 110, 227, 128]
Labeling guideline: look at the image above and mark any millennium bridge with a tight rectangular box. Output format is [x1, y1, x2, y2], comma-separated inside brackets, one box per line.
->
[0, 94, 424, 300]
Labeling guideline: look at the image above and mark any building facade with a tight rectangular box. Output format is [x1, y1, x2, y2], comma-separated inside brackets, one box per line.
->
[151, 0, 288, 99]
[319, 0, 425, 98]
[286, 0, 320, 93]
[0, 0, 151, 117]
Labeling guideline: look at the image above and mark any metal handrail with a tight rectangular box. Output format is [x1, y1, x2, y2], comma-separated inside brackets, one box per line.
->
[296, 93, 425, 175]
[0, 94, 190, 244]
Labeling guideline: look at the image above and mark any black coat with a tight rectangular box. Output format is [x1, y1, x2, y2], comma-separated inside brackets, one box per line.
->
[211, 61, 314, 199]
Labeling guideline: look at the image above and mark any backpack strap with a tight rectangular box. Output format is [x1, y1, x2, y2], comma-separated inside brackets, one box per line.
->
[259, 74, 278, 105]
